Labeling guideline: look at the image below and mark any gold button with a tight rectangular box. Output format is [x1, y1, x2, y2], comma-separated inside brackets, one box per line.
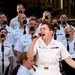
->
[44, 67, 48, 69]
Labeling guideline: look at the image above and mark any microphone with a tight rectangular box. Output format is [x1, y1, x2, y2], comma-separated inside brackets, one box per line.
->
[1, 34, 5, 41]
[23, 20, 27, 35]
[62, 21, 66, 28]
[65, 34, 69, 41]
[19, 10, 22, 13]
[32, 33, 41, 39]
[45, 16, 48, 20]
[54, 23, 57, 40]
[23, 20, 27, 26]
[3, 21, 7, 28]
[54, 23, 57, 30]
[30, 26, 35, 35]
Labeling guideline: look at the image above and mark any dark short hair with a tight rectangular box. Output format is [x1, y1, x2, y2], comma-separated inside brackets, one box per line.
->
[42, 21, 54, 32]
[0, 12, 4, 15]
[0, 28, 8, 33]
[29, 18, 37, 22]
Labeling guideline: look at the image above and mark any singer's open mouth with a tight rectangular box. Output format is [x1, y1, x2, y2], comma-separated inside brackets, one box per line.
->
[41, 34, 45, 36]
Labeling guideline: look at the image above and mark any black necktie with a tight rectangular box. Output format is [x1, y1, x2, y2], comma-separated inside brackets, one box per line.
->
[54, 33, 57, 40]
[67, 42, 69, 51]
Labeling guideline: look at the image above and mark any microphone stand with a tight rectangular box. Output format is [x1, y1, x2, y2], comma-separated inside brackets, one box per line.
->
[66, 38, 69, 51]
[1, 40, 4, 75]
[23, 25, 26, 35]
[62, 22, 66, 28]
[23, 20, 27, 35]
[66, 34, 69, 51]
[3, 21, 7, 28]
[29, 27, 35, 40]
[31, 33, 34, 40]
[54, 27, 57, 40]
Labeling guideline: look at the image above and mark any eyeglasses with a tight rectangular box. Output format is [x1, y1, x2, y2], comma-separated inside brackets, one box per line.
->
[27, 58, 34, 62]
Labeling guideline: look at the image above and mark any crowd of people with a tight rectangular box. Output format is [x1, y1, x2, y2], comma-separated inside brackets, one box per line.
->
[0, 3, 75, 75]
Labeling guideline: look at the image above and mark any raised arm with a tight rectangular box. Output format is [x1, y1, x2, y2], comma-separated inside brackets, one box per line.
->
[27, 33, 40, 59]
[64, 56, 75, 69]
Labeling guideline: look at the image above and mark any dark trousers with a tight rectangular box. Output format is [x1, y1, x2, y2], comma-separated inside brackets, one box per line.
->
[11, 64, 20, 75]
[62, 58, 75, 75]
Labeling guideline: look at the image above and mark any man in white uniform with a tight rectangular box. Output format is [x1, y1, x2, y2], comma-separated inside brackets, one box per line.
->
[9, 13, 28, 69]
[0, 12, 14, 43]
[27, 21, 75, 75]
[14, 18, 40, 59]
[10, 3, 29, 30]
[0, 28, 14, 75]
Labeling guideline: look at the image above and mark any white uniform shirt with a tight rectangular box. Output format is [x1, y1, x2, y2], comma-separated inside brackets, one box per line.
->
[63, 38, 75, 58]
[14, 26, 40, 52]
[36, 27, 40, 33]
[5, 25, 13, 33]
[9, 27, 28, 46]
[59, 23, 69, 31]
[0, 40, 14, 74]
[52, 28, 65, 43]
[33, 38, 70, 75]
[10, 16, 20, 30]
[17, 65, 31, 75]
[14, 34, 32, 52]
[5, 25, 14, 43]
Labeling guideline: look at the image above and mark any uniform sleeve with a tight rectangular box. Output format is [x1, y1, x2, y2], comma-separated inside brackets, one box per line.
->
[8, 32, 15, 45]
[14, 37, 22, 52]
[9, 45, 14, 57]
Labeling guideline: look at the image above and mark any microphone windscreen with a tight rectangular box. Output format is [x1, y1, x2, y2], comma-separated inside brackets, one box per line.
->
[54, 23, 57, 28]
[65, 34, 69, 38]
[19, 10, 22, 13]
[38, 33, 41, 36]
[1, 34, 5, 40]
[30, 27, 35, 34]
[3, 21, 7, 25]
[45, 16, 48, 19]
[54, 23, 57, 30]
[32, 33, 41, 39]
[30, 27, 34, 31]
[62, 21, 66, 25]
[23, 20, 27, 24]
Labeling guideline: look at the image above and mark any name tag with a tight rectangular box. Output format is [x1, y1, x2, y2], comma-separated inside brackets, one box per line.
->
[5, 46, 10, 48]
[57, 34, 62, 35]
[39, 46, 46, 49]
[50, 47, 59, 49]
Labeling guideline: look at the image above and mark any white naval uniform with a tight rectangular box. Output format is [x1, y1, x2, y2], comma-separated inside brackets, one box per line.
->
[14, 34, 32, 52]
[0, 40, 14, 75]
[14, 26, 40, 52]
[63, 38, 75, 58]
[33, 38, 70, 75]
[9, 27, 28, 69]
[17, 65, 31, 75]
[5, 25, 14, 43]
[52, 28, 65, 43]
[10, 16, 20, 30]
[5, 25, 13, 33]
[59, 23, 70, 31]
[9, 26, 29, 46]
